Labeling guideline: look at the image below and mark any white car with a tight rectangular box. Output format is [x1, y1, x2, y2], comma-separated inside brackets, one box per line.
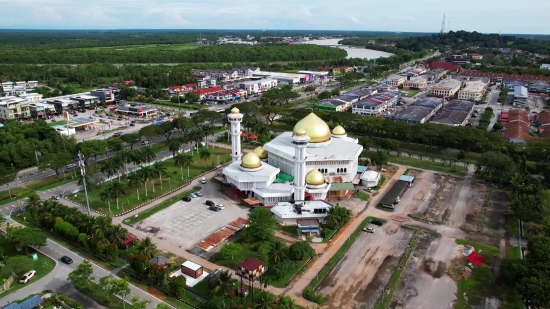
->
[215, 204, 225, 210]
[19, 270, 36, 283]
[363, 227, 375, 233]
[201, 177, 206, 184]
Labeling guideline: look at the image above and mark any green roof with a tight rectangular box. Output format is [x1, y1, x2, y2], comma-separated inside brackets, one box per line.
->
[329, 183, 355, 191]
[274, 172, 294, 183]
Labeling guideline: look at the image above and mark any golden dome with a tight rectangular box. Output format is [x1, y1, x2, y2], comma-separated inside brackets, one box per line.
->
[241, 152, 261, 169]
[292, 113, 331, 143]
[332, 125, 346, 135]
[231, 107, 240, 114]
[305, 169, 325, 186]
[295, 128, 307, 136]
[253, 146, 268, 159]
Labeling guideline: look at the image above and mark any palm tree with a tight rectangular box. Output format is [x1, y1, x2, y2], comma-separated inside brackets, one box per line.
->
[113, 153, 129, 178]
[138, 166, 155, 197]
[127, 172, 143, 200]
[166, 138, 182, 157]
[106, 181, 126, 210]
[100, 186, 113, 213]
[152, 162, 167, 190]
[101, 159, 119, 181]
[276, 296, 298, 309]
[254, 291, 276, 309]
[25, 192, 41, 210]
[199, 148, 211, 167]
[135, 236, 157, 259]
[92, 216, 113, 237]
[140, 147, 156, 165]
[174, 153, 193, 180]
[129, 151, 143, 168]
[108, 224, 128, 248]
[210, 270, 235, 297]
[269, 240, 286, 265]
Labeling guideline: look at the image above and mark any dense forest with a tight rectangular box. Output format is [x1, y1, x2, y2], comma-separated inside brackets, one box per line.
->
[341, 30, 550, 54]
[0, 44, 347, 64]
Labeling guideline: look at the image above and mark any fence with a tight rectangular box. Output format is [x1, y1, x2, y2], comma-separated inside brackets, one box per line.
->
[0, 272, 16, 293]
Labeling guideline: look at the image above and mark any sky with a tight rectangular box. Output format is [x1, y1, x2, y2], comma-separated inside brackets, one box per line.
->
[1, 0, 549, 34]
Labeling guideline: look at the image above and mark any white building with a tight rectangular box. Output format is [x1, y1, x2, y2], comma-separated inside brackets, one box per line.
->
[386, 75, 406, 88]
[222, 110, 362, 208]
[18, 93, 43, 102]
[360, 170, 381, 187]
[239, 79, 277, 94]
[458, 81, 488, 101]
[513, 86, 528, 106]
[540, 64, 550, 70]
[429, 79, 462, 98]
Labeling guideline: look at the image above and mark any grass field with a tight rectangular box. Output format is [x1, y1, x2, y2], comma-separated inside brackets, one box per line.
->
[49, 120, 67, 126]
[0, 237, 57, 298]
[388, 155, 466, 174]
[70, 147, 230, 215]
[397, 142, 481, 164]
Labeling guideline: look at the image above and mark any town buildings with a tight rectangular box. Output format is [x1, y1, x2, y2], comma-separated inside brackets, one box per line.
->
[402, 76, 428, 90]
[0, 98, 30, 120]
[428, 79, 463, 99]
[386, 75, 406, 88]
[471, 53, 483, 60]
[393, 97, 444, 124]
[457, 78, 489, 101]
[513, 86, 529, 106]
[430, 99, 475, 126]
[501, 109, 532, 144]
[351, 91, 400, 116]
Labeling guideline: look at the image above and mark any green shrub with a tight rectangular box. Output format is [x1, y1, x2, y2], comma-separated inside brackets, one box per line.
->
[268, 260, 296, 281]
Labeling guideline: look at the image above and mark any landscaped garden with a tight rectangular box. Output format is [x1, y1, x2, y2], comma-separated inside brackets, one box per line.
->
[0, 214, 56, 297]
[68, 147, 230, 215]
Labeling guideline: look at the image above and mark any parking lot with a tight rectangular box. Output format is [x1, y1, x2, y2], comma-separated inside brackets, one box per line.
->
[134, 179, 249, 249]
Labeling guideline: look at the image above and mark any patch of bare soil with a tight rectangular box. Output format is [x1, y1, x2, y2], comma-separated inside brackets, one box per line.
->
[425, 176, 456, 222]
[483, 190, 507, 237]
[412, 174, 444, 218]
[460, 183, 487, 231]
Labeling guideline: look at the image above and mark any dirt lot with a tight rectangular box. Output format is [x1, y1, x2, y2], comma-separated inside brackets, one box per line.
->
[390, 233, 463, 309]
[314, 223, 415, 309]
[406, 171, 443, 216]
[483, 190, 507, 237]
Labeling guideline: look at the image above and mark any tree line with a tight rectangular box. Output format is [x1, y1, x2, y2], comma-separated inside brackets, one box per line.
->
[0, 45, 347, 64]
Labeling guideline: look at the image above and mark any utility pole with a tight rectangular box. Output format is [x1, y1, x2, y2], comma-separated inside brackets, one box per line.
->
[78, 151, 92, 216]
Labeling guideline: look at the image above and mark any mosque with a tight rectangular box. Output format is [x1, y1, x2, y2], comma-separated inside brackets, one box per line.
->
[221, 107, 363, 210]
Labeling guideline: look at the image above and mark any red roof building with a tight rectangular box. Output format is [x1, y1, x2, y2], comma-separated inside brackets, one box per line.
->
[238, 257, 265, 273]
[501, 109, 532, 142]
[430, 62, 462, 73]
[538, 111, 550, 127]
[193, 86, 223, 96]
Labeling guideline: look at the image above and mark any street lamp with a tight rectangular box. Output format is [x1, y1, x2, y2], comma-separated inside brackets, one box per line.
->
[78, 151, 92, 216]
[175, 88, 181, 112]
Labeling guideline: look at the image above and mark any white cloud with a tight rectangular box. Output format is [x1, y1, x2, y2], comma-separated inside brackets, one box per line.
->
[0, 0, 548, 33]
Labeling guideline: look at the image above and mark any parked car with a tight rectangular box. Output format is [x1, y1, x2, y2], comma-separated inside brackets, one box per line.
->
[51, 195, 60, 200]
[19, 270, 36, 283]
[363, 227, 375, 233]
[60, 256, 73, 264]
[209, 205, 220, 212]
[189, 193, 197, 198]
[215, 204, 225, 210]
[364, 188, 373, 193]
[130, 123, 135, 127]
[141, 140, 150, 145]
[370, 220, 384, 226]
[182, 196, 192, 202]
[201, 177, 206, 184]
[205, 200, 216, 207]
[195, 191, 203, 197]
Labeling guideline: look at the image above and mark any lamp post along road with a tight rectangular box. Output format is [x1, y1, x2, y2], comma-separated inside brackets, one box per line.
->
[78, 152, 92, 216]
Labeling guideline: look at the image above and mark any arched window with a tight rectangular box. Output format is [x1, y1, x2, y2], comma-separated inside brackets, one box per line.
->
[337, 168, 340, 173]
[344, 168, 347, 173]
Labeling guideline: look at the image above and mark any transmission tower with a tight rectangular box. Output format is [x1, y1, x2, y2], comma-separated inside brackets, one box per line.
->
[439, 13, 446, 34]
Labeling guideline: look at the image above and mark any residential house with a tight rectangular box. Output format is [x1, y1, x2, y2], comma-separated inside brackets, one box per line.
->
[540, 64, 550, 70]
[17, 93, 43, 102]
[26, 81, 38, 88]
[445, 55, 471, 65]
[234, 66, 260, 77]
[471, 53, 483, 60]
[501, 109, 532, 144]
[193, 86, 223, 99]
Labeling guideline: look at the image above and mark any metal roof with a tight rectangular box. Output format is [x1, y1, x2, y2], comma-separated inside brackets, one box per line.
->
[380, 180, 408, 206]
[399, 175, 415, 183]
[329, 183, 355, 191]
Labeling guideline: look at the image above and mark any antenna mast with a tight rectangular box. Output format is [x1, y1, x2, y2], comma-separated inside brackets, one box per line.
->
[439, 12, 446, 34]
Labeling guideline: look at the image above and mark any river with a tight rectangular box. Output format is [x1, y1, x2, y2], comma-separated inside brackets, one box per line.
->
[304, 38, 394, 60]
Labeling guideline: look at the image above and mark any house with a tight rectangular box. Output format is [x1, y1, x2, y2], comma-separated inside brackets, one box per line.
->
[236, 257, 266, 279]
[428, 79, 462, 99]
[181, 261, 203, 278]
[193, 86, 223, 99]
[445, 55, 471, 65]
[296, 219, 321, 234]
[540, 64, 550, 70]
[471, 53, 483, 60]
[234, 66, 260, 77]
[502, 109, 532, 144]
[0, 295, 43, 309]
[26, 81, 38, 88]
[0, 98, 30, 120]
[150, 256, 169, 267]
[271, 200, 333, 225]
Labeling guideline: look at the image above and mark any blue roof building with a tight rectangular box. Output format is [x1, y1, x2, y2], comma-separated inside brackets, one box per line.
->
[0, 295, 43, 309]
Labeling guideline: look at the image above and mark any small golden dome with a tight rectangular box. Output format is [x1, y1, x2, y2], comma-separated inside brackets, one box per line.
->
[253, 146, 268, 159]
[295, 128, 307, 136]
[241, 152, 261, 169]
[292, 113, 331, 143]
[231, 107, 240, 114]
[305, 169, 325, 186]
[332, 125, 346, 135]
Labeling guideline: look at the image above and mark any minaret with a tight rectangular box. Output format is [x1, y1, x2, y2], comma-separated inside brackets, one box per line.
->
[292, 128, 310, 204]
[228, 107, 243, 162]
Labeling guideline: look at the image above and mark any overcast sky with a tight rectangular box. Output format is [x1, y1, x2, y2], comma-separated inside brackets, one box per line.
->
[1, 0, 549, 34]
